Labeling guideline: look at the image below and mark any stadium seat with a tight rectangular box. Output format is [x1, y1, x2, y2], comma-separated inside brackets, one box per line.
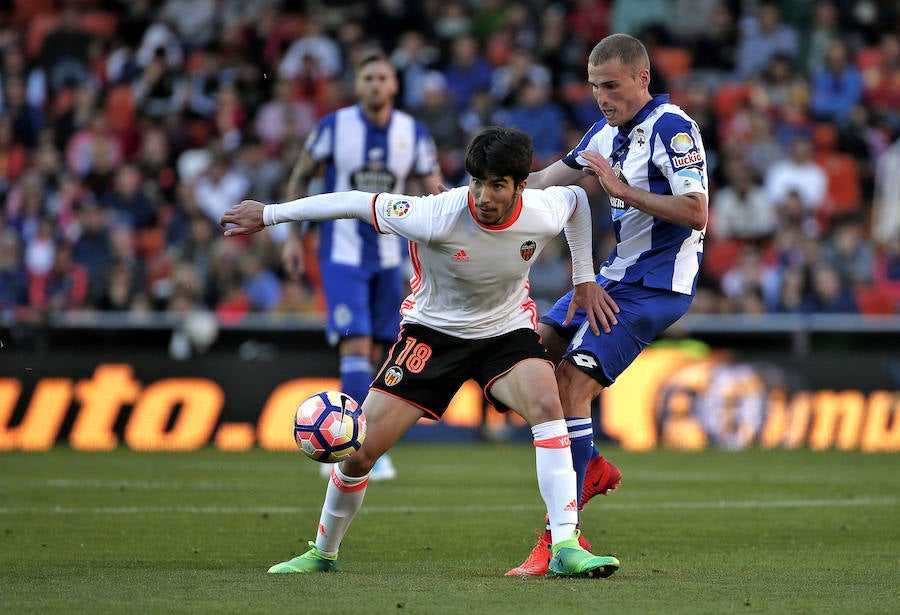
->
[278, 13, 307, 39]
[79, 11, 119, 40]
[25, 12, 60, 58]
[12, 0, 56, 29]
[816, 154, 862, 221]
[650, 47, 693, 81]
[701, 238, 745, 282]
[712, 83, 750, 120]
[812, 124, 862, 222]
[105, 85, 136, 134]
[855, 286, 897, 315]
[854, 46, 884, 71]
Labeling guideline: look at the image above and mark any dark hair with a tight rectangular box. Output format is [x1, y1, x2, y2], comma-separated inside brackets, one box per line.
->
[588, 33, 650, 75]
[464, 126, 533, 185]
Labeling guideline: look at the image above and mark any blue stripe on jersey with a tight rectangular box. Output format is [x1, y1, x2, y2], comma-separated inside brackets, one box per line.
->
[568, 94, 706, 295]
[309, 105, 436, 271]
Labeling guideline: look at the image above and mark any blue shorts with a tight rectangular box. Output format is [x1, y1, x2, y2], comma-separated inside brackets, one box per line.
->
[540, 279, 693, 386]
[319, 262, 403, 346]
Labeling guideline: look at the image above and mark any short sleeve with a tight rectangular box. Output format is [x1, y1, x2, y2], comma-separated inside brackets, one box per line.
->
[412, 122, 440, 177]
[305, 115, 335, 163]
[652, 114, 708, 196]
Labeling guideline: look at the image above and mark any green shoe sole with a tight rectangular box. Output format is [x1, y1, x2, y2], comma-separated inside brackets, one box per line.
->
[547, 549, 619, 578]
[267, 545, 338, 573]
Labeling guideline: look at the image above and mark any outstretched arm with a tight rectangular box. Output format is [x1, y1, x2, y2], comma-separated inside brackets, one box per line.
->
[220, 191, 377, 236]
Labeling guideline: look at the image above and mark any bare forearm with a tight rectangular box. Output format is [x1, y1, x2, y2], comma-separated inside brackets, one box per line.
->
[285, 151, 316, 200]
[618, 186, 707, 230]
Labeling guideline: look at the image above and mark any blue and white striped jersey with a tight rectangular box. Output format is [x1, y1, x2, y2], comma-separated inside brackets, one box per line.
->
[305, 104, 439, 270]
[563, 94, 708, 295]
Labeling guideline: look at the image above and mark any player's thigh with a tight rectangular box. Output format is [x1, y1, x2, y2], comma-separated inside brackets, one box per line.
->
[319, 262, 374, 342]
[564, 284, 692, 386]
[474, 329, 560, 425]
[488, 358, 562, 426]
[354, 389, 424, 462]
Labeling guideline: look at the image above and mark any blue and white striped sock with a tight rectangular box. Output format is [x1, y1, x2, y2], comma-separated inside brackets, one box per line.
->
[567, 417, 596, 506]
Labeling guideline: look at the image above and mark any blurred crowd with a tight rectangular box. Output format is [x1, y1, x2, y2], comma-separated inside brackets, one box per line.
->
[0, 0, 898, 327]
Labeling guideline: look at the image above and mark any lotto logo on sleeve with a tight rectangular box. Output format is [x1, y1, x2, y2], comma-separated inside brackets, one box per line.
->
[385, 199, 411, 218]
[669, 132, 694, 154]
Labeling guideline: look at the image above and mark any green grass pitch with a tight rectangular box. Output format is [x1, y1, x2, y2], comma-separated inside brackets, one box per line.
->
[1, 444, 898, 614]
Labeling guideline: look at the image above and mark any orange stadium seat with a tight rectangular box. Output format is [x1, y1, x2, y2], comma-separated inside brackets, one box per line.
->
[79, 11, 119, 40]
[813, 124, 861, 221]
[12, 0, 56, 28]
[712, 83, 750, 120]
[816, 154, 862, 220]
[701, 238, 745, 282]
[105, 85, 136, 134]
[25, 12, 60, 58]
[856, 286, 897, 315]
[854, 46, 884, 71]
[651, 47, 693, 81]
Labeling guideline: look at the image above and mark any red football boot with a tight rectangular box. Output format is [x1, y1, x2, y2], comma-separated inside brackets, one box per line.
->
[505, 525, 593, 577]
[580, 456, 622, 509]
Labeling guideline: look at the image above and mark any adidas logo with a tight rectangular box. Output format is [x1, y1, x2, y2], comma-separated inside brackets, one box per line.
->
[563, 499, 578, 512]
[451, 249, 470, 261]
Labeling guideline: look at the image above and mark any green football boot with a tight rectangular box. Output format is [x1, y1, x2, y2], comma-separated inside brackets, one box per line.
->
[267, 542, 338, 573]
[547, 531, 619, 578]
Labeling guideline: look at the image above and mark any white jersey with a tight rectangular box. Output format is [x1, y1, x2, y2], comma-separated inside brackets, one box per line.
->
[372, 186, 584, 339]
[564, 94, 708, 295]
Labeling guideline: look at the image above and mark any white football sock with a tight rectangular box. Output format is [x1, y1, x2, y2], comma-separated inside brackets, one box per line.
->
[532, 419, 578, 545]
[314, 464, 369, 555]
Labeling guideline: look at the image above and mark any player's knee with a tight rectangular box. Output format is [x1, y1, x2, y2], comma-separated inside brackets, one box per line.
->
[525, 390, 565, 425]
[340, 336, 373, 357]
[341, 450, 376, 476]
[557, 361, 602, 412]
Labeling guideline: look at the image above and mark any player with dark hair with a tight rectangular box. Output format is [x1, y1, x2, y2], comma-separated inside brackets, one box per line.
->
[506, 32, 709, 576]
[221, 126, 620, 578]
[281, 50, 444, 481]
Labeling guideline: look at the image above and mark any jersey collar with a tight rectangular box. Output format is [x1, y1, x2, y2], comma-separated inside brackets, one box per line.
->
[467, 192, 523, 230]
[618, 93, 670, 135]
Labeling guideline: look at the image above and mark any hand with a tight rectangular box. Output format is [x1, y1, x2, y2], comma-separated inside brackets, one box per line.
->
[563, 281, 620, 335]
[220, 200, 266, 236]
[580, 150, 627, 201]
[281, 234, 305, 279]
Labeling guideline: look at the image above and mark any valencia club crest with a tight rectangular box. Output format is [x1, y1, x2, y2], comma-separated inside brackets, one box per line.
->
[520, 240, 537, 261]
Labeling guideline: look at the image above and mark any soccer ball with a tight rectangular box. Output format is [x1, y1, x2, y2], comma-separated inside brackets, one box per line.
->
[294, 391, 366, 463]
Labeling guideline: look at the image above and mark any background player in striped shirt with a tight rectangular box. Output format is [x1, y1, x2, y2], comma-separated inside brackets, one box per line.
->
[281, 51, 444, 481]
[220, 126, 619, 578]
[508, 33, 710, 576]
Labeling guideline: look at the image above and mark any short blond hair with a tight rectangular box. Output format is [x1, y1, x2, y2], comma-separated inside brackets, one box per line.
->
[588, 33, 650, 76]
